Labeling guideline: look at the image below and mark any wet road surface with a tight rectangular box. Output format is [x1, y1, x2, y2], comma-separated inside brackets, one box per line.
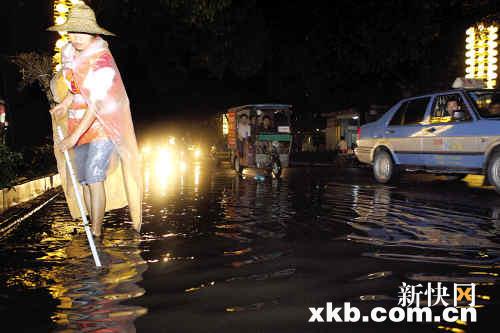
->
[0, 164, 499, 332]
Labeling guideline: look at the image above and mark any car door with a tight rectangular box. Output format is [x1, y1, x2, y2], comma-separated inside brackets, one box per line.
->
[384, 97, 431, 166]
[421, 93, 481, 169]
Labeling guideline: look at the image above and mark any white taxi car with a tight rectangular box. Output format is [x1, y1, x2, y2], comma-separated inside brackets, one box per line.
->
[355, 84, 500, 193]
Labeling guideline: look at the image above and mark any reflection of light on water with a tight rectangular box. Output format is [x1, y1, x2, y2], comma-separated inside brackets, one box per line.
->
[144, 167, 150, 193]
[5, 225, 148, 332]
[179, 160, 187, 173]
[185, 281, 215, 293]
[179, 160, 187, 195]
[194, 148, 202, 159]
[194, 163, 201, 192]
[155, 148, 173, 197]
[140, 144, 205, 199]
[437, 325, 465, 333]
[36, 247, 68, 262]
[180, 174, 184, 195]
[156, 174, 168, 197]
[352, 184, 360, 208]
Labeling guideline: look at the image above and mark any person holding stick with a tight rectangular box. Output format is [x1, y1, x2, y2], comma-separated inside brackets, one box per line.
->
[47, 3, 142, 237]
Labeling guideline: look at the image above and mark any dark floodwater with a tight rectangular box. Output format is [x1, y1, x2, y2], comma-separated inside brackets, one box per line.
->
[0, 164, 499, 333]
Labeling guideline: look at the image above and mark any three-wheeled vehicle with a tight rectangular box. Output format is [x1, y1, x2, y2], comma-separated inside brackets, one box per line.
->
[225, 104, 293, 178]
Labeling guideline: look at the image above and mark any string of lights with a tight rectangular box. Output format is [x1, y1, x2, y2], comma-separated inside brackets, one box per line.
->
[465, 24, 499, 89]
[52, 0, 82, 71]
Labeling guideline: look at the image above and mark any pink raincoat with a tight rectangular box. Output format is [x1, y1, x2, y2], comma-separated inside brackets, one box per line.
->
[50, 37, 143, 231]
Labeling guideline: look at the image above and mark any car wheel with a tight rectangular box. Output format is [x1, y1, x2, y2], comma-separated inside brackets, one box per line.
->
[488, 152, 500, 194]
[373, 150, 398, 184]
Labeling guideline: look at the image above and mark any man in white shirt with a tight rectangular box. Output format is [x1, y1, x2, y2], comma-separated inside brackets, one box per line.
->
[238, 114, 250, 139]
[237, 114, 250, 157]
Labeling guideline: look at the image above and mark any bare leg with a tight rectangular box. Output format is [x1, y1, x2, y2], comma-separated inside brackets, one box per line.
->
[82, 184, 92, 222]
[89, 182, 106, 237]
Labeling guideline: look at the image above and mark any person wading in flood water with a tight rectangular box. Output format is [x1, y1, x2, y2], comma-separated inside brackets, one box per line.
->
[48, 3, 142, 237]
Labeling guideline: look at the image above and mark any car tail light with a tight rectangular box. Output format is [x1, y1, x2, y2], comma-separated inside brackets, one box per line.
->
[357, 127, 361, 141]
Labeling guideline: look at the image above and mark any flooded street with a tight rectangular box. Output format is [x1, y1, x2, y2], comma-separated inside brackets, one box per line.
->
[1, 164, 499, 332]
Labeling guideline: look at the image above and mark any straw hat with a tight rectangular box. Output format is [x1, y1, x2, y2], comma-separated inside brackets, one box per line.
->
[47, 2, 116, 36]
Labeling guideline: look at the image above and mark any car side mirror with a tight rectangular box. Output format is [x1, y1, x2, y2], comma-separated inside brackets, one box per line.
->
[453, 111, 465, 121]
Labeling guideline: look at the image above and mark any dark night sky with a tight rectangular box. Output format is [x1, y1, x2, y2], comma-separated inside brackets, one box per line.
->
[0, 0, 498, 147]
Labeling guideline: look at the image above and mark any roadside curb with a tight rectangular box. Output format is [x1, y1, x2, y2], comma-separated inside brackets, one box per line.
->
[0, 188, 61, 239]
[1, 174, 61, 213]
[0, 172, 62, 240]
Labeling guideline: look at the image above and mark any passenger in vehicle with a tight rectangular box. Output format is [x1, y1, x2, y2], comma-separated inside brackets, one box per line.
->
[445, 97, 460, 117]
[260, 115, 275, 132]
[488, 97, 500, 116]
[445, 97, 469, 122]
[238, 114, 250, 157]
[247, 113, 258, 165]
[249, 113, 258, 143]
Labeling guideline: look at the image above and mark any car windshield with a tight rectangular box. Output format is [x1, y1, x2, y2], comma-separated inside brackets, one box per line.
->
[467, 90, 500, 118]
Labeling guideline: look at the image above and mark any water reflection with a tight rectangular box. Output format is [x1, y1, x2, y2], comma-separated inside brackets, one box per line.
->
[1, 208, 147, 333]
[145, 158, 203, 200]
[50, 229, 147, 332]
[336, 180, 497, 331]
[1, 166, 500, 332]
[216, 171, 290, 243]
[350, 183, 500, 256]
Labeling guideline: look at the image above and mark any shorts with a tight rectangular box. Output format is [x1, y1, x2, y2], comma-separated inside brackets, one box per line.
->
[73, 139, 115, 185]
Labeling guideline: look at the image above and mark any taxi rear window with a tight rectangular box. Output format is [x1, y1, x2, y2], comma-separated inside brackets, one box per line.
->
[467, 91, 500, 118]
[389, 97, 430, 126]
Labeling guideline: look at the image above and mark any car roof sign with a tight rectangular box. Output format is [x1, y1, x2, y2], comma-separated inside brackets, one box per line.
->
[452, 77, 487, 89]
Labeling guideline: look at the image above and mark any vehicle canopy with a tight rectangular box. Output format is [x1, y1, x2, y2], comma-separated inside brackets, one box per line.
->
[228, 104, 292, 129]
[228, 104, 292, 112]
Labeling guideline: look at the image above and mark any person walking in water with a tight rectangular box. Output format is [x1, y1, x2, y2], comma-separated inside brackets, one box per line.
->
[48, 2, 142, 237]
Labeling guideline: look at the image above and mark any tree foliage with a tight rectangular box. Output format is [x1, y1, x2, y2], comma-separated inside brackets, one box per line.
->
[6, 0, 499, 114]
[159, 0, 232, 25]
[0, 144, 23, 189]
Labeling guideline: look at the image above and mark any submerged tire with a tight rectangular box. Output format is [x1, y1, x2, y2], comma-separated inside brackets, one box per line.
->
[488, 152, 500, 194]
[373, 150, 398, 184]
